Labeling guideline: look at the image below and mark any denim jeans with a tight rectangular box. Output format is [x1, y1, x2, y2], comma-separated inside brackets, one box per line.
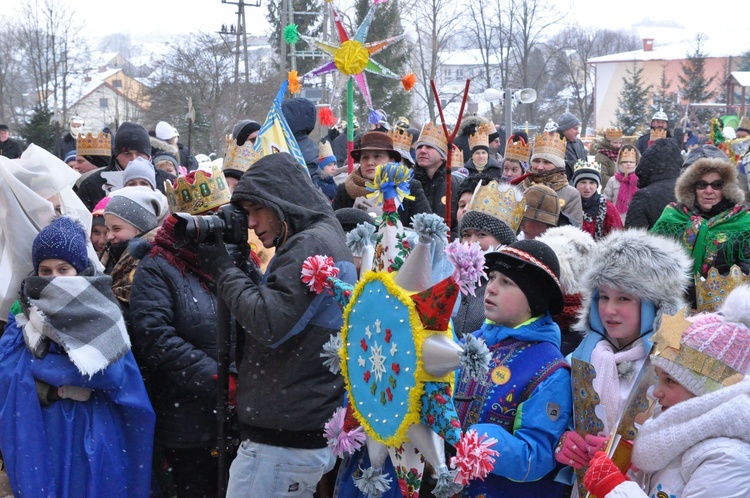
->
[226, 439, 335, 497]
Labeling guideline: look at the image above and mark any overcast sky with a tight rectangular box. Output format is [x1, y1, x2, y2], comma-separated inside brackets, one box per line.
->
[7, 0, 750, 48]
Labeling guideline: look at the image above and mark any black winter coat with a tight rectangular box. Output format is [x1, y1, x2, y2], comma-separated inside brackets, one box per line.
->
[564, 138, 588, 180]
[624, 138, 682, 230]
[76, 163, 176, 211]
[0, 138, 22, 159]
[332, 178, 431, 227]
[129, 252, 220, 448]
[413, 165, 462, 227]
[54, 133, 76, 160]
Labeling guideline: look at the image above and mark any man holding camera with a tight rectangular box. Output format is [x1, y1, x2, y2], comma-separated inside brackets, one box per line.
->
[199, 152, 357, 497]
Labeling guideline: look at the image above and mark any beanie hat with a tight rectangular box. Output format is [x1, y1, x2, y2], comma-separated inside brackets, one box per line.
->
[32, 216, 89, 273]
[572, 159, 602, 187]
[64, 149, 77, 164]
[123, 157, 157, 189]
[91, 196, 111, 227]
[523, 184, 560, 226]
[484, 239, 564, 316]
[155, 121, 178, 141]
[0, 124, 8, 131]
[652, 285, 750, 396]
[232, 120, 261, 146]
[459, 211, 517, 246]
[152, 152, 180, 171]
[104, 187, 167, 234]
[682, 144, 729, 171]
[113, 122, 151, 157]
[557, 112, 581, 132]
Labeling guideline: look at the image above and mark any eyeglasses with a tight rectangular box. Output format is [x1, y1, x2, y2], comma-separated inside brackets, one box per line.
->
[695, 180, 724, 191]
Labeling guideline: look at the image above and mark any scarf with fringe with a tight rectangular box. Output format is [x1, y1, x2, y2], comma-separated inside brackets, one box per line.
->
[614, 172, 638, 215]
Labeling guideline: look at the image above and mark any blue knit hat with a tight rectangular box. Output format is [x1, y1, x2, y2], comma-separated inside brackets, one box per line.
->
[32, 217, 89, 273]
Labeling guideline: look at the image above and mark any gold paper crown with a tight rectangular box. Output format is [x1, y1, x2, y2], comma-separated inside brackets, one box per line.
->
[619, 147, 637, 162]
[504, 137, 531, 162]
[695, 265, 750, 313]
[604, 127, 622, 140]
[388, 127, 414, 152]
[223, 139, 264, 174]
[467, 180, 525, 232]
[318, 140, 334, 160]
[649, 128, 667, 141]
[573, 159, 602, 174]
[449, 144, 464, 167]
[165, 164, 232, 214]
[416, 122, 448, 155]
[653, 307, 745, 388]
[76, 132, 111, 157]
[468, 129, 489, 150]
[532, 131, 566, 159]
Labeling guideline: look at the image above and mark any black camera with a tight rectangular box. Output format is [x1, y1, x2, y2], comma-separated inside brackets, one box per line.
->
[172, 203, 248, 249]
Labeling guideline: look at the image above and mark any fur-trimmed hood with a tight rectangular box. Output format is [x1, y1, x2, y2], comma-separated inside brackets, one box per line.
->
[458, 115, 487, 136]
[149, 136, 178, 156]
[536, 226, 596, 295]
[574, 229, 692, 334]
[675, 157, 745, 208]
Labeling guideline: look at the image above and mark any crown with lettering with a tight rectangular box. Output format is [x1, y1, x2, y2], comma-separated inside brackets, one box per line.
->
[416, 122, 449, 155]
[449, 144, 464, 167]
[533, 131, 566, 159]
[649, 128, 667, 141]
[224, 139, 264, 174]
[504, 136, 531, 163]
[695, 265, 750, 313]
[467, 180, 525, 232]
[604, 127, 622, 140]
[165, 164, 232, 214]
[76, 132, 111, 157]
[388, 127, 414, 152]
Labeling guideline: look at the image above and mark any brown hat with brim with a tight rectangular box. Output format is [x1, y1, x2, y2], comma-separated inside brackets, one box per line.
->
[350, 131, 401, 162]
[523, 184, 560, 226]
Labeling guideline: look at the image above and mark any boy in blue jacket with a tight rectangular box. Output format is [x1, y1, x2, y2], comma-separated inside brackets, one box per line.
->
[455, 239, 573, 497]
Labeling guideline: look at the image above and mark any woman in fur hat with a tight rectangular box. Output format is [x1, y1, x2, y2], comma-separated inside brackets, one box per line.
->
[603, 144, 640, 223]
[651, 156, 750, 306]
[583, 285, 750, 498]
[554, 229, 692, 496]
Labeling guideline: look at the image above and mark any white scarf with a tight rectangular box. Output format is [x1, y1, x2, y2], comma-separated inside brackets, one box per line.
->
[590, 339, 646, 433]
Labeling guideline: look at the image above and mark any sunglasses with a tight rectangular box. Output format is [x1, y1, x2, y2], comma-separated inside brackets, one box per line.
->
[695, 180, 724, 191]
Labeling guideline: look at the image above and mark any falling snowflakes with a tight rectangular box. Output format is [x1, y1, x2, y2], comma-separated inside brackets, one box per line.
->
[369, 341, 386, 382]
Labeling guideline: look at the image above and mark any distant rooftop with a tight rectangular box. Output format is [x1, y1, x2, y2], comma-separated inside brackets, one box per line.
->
[589, 36, 750, 64]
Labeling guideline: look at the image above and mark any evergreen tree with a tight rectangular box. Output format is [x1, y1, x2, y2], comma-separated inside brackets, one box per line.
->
[352, 0, 410, 126]
[615, 61, 652, 135]
[651, 65, 681, 125]
[678, 34, 717, 125]
[18, 104, 54, 152]
[266, 0, 325, 76]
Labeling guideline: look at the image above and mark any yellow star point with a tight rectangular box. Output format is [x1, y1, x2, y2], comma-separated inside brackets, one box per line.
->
[653, 307, 691, 355]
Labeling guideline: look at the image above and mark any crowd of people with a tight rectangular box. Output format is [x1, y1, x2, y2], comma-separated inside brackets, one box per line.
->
[0, 102, 748, 498]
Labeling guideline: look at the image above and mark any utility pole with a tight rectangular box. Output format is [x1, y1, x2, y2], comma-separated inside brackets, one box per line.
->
[221, 0, 260, 84]
[280, 0, 287, 73]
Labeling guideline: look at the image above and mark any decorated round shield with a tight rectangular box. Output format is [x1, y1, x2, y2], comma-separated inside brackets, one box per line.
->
[341, 271, 425, 447]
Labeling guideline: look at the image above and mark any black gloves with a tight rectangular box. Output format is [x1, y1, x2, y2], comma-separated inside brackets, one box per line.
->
[198, 237, 235, 280]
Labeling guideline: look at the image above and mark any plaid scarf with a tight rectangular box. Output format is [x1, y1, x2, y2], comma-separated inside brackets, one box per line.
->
[16, 269, 130, 377]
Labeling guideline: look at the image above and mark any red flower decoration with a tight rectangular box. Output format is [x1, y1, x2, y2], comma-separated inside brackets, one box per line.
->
[386, 387, 393, 401]
[385, 329, 392, 343]
[434, 394, 446, 404]
[300, 255, 339, 294]
[364, 371, 371, 383]
[360, 338, 368, 352]
[392, 363, 400, 374]
[427, 414, 435, 425]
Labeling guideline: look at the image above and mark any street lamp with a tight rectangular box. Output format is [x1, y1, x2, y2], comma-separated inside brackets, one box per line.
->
[483, 87, 537, 135]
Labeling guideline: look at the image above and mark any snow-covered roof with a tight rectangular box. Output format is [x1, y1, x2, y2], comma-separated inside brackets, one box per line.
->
[729, 71, 750, 87]
[589, 36, 750, 64]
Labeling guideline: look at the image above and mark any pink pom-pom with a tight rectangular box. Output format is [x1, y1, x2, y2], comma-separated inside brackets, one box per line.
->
[451, 429, 500, 485]
[301, 255, 339, 293]
[323, 407, 366, 457]
[444, 240, 487, 297]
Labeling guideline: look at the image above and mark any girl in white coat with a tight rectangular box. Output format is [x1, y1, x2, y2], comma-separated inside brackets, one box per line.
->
[583, 284, 750, 498]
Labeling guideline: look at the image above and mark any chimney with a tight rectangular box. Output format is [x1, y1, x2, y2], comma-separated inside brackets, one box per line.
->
[643, 38, 654, 51]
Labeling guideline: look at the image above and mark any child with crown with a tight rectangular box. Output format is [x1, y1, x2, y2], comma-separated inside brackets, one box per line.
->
[603, 144, 640, 223]
[594, 128, 623, 188]
[572, 160, 623, 240]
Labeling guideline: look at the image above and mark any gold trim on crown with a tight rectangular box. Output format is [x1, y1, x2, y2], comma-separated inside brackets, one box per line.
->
[467, 180, 525, 232]
[165, 164, 232, 214]
[620, 148, 637, 162]
[468, 129, 489, 150]
[504, 137, 530, 163]
[388, 127, 414, 152]
[224, 139, 264, 174]
[533, 131, 566, 159]
[695, 265, 750, 313]
[449, 144, 464, 167]
[604, 127, 622, 140]
[649, 129, 667, 141]
[417, 122, 448, 155]
[76, 132, 111, 156]
[573, 159, 602, 174]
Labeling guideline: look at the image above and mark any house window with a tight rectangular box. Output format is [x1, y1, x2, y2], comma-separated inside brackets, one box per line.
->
[457, 68, 464, 78]
[112, 79, 123, 88]
[100, 98, 108, 108]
